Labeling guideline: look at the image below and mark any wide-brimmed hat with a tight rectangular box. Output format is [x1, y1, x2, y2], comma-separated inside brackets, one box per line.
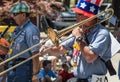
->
[10, 3, 30, 13]
[72, 0, 104, 17]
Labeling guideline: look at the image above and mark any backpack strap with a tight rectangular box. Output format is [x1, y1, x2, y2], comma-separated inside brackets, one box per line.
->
[85, 33, 116, 76]
[100, 58, 116, 76]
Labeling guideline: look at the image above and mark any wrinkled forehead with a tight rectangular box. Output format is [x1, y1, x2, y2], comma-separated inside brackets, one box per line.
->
[77, 13, 88, 17]
[76, 13, 89, 21]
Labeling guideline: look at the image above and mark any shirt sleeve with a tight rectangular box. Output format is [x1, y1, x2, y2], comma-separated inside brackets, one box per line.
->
[61, 35, 75, 50]
[38, 70, 45, 79]
[25, 25, 40, 53]
[89, 33, 110, 58]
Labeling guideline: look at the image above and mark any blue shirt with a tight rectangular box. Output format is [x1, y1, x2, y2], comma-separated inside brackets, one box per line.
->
[11, 19, 40, 58]
[61, 24, 111, 79]
[38, 69, 57, 79]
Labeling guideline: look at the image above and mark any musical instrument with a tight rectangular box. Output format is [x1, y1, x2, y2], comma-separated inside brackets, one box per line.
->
[0, 8, 114, 76]
[44, 8, 114, 46]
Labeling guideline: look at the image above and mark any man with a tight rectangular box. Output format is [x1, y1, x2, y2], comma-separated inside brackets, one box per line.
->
[7, 3, 40, 82]
[40, 0, 113, 82]
[38, 60, 62, 82]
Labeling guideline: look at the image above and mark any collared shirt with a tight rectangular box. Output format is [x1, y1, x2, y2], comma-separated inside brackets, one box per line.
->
[38, 69, 57, 79]
[61, 24, 111, 79]
[58, 70, 74, 82]
[11, 19, 40, 58]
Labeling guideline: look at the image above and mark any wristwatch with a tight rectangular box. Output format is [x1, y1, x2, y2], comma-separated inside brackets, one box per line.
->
[76, 36, 83, 41]
[32, 71, 39, 75]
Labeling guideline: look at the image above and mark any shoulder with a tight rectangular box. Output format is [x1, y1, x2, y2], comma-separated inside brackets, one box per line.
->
[48, 70, 56, 76]
[97, 24, 109, 35]
[58, 70, 64, 75]
[91, 24, 110, 39]
[25, 21, 40, 33]
[39, 69, 45, 73]
[49, 70, 55, 73]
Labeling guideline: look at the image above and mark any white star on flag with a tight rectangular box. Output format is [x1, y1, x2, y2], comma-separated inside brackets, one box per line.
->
[90, 6, 95, 12]
[80, 2, 86, 8]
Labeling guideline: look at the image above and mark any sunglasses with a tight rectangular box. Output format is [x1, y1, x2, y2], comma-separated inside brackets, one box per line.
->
[13, 13, 22, 16]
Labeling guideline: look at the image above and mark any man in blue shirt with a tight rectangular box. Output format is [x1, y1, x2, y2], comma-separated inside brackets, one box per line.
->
[40, 0, 115, 82]
[38, 60, 62, 82]
[7, 2, 40, 82]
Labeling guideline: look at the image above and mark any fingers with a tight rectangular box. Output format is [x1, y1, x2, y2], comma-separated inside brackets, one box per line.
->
[39, 46, 45, 52]
[72, 27, 83, 37]
[39, 46, 47, 56]
[39, 46, 51, 56]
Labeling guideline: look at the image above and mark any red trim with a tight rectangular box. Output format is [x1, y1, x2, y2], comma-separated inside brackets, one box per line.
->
[86, 0, 91, 2]
[96, 0, 101, 6]
[72, 8, 95, 17]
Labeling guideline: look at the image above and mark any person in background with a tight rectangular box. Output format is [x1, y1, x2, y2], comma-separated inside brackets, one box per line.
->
[39, 39, 58, 72]
[40, 0, 114, 82]
[7, 2, 40, 82]
[58, 61, 74, 82]
[39, 56, 57, 72]
[38, 60, 62, 82]
[39, 39, 74, 72]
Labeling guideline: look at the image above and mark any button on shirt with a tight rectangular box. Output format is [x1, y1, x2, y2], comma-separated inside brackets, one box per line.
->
[61, 24, 111, 79]
[11, 19, 40, 58]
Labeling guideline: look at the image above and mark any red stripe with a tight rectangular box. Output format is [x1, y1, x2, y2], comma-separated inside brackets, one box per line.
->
[86, 0, 91, 2]
[96, 0, 101, 6]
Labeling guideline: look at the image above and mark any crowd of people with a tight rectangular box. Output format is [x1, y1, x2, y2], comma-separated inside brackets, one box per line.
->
[0, 0, 66, 25]
[0, 0, 120, 82]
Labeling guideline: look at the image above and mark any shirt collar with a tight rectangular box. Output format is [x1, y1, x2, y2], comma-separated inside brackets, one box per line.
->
[87, 24, 99, 35]
[19, 19, 30, 29]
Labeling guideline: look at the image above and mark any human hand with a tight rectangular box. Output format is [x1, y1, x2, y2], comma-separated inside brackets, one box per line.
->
[32, 75, 39, 82]
[72, 27, 83, 38]
[39, 46, 51, 56]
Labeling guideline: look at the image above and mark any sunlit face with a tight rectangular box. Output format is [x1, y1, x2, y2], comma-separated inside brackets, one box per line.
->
[76, 14, 88, 22]
[76, 14, 97, 31]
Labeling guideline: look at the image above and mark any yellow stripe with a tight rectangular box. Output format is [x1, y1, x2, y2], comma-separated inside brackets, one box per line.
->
[0, 26, 16, 32]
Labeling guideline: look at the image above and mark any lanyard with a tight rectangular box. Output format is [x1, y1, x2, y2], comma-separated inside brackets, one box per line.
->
[7, 20, 30, 56]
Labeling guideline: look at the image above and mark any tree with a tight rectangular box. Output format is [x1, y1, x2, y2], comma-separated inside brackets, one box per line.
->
[63, 0, 70, 8]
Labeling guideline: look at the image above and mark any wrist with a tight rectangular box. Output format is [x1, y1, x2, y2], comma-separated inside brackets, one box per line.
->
[32, 71, 39, 75]
[76, 36, 83, 41]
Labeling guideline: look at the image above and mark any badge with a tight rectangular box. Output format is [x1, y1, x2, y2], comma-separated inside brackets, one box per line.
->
[8, 48, 13, 55]
[91, 74, 106, 82]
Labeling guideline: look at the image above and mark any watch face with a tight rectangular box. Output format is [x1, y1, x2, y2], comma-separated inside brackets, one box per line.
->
[76, 36, 82, 41]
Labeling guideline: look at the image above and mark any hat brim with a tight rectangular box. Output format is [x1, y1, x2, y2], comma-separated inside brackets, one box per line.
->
[72, 8, 95, 17]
